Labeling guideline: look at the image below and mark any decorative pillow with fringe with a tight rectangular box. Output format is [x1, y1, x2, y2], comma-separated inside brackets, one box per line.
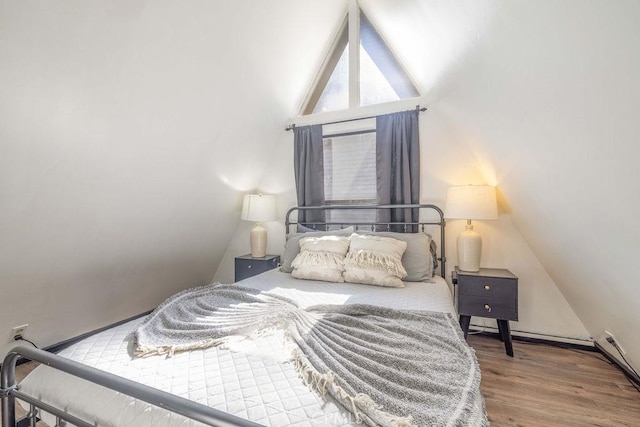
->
[344, 233, 408, 288]
[281, 227, 355, 273]
[291, 235, 350, 282]
[357, 231, 435, 281]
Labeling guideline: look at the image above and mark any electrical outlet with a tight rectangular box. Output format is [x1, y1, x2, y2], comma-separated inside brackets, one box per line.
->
[604, 330, 626, 355]
[10, 324, 29, 342]
[604, 330, 616, 343]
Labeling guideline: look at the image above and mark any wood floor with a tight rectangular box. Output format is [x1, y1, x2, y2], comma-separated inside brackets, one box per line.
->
[468, 334, 640, 426]
[10, 335, 640, 426]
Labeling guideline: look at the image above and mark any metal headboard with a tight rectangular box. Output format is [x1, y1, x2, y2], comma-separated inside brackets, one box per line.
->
[285, 204, 446, 279]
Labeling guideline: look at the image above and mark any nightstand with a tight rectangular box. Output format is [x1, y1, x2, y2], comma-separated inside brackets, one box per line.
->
[453, 267, 518, 357]
[234, 254, 280, 282]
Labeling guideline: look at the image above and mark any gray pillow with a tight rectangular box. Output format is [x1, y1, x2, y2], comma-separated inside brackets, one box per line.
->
[281, 226, 355, 273]
[296, 224, 321, 233]
[430, 239, 438, 273]
[357, 231, 434, 281]
[295, 223, 355, 234]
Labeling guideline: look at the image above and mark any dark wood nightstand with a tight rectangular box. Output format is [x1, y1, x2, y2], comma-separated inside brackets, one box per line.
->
[234, 254, 280, 282]
[453, 267, 518, 356]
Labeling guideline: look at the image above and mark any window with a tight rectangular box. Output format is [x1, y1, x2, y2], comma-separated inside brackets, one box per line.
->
[322, 123, 377, 224]
[314, 42, 350, 114]
[295, 0, 422, 225]
[303, 3, 420, 115]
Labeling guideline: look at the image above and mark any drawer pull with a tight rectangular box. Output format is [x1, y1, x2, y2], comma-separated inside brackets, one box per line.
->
[247, 265, 252, 269]
[484, 285, 491, 290]
[484, 304, 492, 312]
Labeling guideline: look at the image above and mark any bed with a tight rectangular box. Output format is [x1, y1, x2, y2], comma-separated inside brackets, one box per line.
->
[1, 204, 488, 427]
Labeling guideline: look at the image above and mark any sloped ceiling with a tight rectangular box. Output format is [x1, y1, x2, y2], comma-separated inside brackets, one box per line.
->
[1, 0, 638, 374]
[0, 0, 347, 357]
[365, 0, 640, 367]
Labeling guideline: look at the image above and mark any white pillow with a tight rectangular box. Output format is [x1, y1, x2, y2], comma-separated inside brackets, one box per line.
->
[291, 235, 350, 283]
[281, 227, 355, 273]
[357, 231, 435, 280]
[344, 233, 408, 288]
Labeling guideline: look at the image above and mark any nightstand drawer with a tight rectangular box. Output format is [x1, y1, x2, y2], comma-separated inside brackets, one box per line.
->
[458, 295, 518, 320]
[458, 276, 516, 299]
[235, 255, 280, 282]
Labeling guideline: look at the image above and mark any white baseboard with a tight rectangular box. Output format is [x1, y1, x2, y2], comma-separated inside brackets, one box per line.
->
[468, 323, 594, 347]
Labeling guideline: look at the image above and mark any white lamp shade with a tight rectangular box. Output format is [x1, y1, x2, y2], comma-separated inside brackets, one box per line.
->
[241, 194, 276, 222]
[445, 185, 497, 272]
[444, 185, 498, 220]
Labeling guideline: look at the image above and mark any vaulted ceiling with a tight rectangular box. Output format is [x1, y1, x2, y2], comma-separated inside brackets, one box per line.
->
[1, 0, 638, 373]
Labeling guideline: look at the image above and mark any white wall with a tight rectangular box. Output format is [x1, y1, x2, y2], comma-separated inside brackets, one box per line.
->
[375, 0, 640, 367]
[0, 0, 346, 358]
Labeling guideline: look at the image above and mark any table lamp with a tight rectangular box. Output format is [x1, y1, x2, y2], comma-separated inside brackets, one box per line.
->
[445, 185, 498, 272]
[241, 194, 276, 258]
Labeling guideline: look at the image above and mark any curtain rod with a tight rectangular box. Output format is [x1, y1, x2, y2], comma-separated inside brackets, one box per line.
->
[285, 105, 427, 131]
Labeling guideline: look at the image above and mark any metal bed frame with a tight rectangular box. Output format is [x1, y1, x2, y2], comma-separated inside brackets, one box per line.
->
[1, 203, 445, 427]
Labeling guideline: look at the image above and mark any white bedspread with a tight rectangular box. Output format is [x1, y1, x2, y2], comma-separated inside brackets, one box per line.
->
[20, 271, 456, 427]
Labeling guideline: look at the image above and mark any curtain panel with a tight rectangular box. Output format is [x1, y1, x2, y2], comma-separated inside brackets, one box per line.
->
[376, 110, 420, 232]
[293, 124, 325, 227]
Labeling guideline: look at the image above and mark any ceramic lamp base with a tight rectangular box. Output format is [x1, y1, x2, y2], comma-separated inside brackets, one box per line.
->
[457, 223, 482, 272]
[250, 223, 267, 258]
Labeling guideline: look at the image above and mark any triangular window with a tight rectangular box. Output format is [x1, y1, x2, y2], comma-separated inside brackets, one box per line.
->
[303, 4, 420, 115]
[313, 42, 350, 114]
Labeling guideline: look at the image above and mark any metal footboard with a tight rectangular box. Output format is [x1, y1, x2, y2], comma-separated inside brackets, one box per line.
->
[1, 345, 263, 427]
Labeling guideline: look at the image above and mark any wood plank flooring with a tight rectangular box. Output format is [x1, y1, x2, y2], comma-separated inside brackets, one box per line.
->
[468, 334, 640, 426]
[10, 335, 640, 426]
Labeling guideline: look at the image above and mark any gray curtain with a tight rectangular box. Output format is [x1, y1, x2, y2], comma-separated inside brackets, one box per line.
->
[294, 124, 325, 228]
[376, 110, 420, 232]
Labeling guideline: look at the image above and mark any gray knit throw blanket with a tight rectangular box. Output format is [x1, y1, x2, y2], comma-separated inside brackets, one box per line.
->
[133, 284, 488, 427]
